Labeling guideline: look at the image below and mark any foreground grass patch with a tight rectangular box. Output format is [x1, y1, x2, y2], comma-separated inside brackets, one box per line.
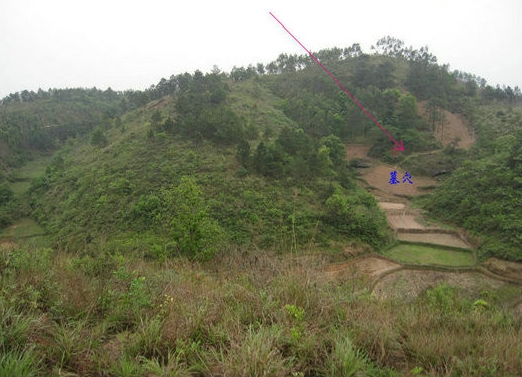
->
[1, 246, 520, 376]
[385, 242, 475, 266]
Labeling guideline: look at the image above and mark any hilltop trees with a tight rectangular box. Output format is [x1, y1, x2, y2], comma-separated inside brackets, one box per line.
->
[174, 71, 246, 144]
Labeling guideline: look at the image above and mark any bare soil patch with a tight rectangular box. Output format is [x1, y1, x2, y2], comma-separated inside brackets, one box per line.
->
[418, 101, 475, 149]
[387, 214, 425, 230]
[362, 163, 437, 198]
[396, 232, 470, 249]
[148, 97, 169, 109]
[373, 269, 506, 301]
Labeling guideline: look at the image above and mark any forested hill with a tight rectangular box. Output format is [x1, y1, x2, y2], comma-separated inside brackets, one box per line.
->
[1, 36, 522, 261]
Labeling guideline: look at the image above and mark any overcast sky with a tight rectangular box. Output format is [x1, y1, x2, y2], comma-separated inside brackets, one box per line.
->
[1, 0, 521, 98]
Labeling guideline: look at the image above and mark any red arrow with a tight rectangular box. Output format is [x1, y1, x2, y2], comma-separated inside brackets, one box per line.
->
[269, 12, 404, 152]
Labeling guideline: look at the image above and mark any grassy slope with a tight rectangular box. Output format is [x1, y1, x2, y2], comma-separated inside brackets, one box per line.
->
[25, 76, 391, 254]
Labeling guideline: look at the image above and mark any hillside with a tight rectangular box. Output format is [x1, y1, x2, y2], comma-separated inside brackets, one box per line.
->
[1, 38, 522, 376]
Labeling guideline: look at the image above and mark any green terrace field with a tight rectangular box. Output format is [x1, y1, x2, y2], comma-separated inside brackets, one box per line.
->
[384, 242, 476, 267]
[9, 155, 52, 195]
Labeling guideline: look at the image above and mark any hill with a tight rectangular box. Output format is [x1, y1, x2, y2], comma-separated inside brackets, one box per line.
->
[1, 37, 522, 376]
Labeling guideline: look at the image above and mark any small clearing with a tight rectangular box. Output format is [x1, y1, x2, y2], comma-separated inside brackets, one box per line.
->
[350, 146, 472, 250]
[10, 155, 52, 194]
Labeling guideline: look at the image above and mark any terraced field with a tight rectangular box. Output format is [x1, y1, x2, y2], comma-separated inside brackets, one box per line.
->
[384, 243, 475, 266]
[330, 143, 522, 308]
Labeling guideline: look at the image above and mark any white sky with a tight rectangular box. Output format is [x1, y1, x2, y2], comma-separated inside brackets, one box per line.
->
[1, 0, 521, 98]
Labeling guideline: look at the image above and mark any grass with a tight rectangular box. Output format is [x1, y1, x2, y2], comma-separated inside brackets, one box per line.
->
[1, 218, 45, 239]
[384, 242, 475, 266]
[0, 218, 50, 249]
[0, 244, 520, 376]
[0, 348, 42, 377]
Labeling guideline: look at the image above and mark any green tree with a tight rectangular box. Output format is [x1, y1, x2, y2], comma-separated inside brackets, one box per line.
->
[163, 176, 223, 260]
[0, 184, 13, 206]
[236, 139, 251, 168]
[394, 93, 419, 129]
[316, 145, 334, 177]
[150, 109, 163, 131]
[162, 116, 175, 133]
[320, 134, 346, 166]
[90, 127, 108, 147]
[324, 187, 389, 249]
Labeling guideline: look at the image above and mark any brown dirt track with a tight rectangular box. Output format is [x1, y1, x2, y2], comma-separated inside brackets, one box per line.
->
[387, 214, 424, 230]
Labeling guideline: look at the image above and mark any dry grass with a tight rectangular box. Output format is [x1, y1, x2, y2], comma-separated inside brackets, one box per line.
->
[1, 246, 521, 376]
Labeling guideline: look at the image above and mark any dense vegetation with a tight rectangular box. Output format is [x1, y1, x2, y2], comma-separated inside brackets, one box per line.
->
[424, 106, 522, 261]
[21, 66, 395, 257]
[1, 36, 522, 375]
